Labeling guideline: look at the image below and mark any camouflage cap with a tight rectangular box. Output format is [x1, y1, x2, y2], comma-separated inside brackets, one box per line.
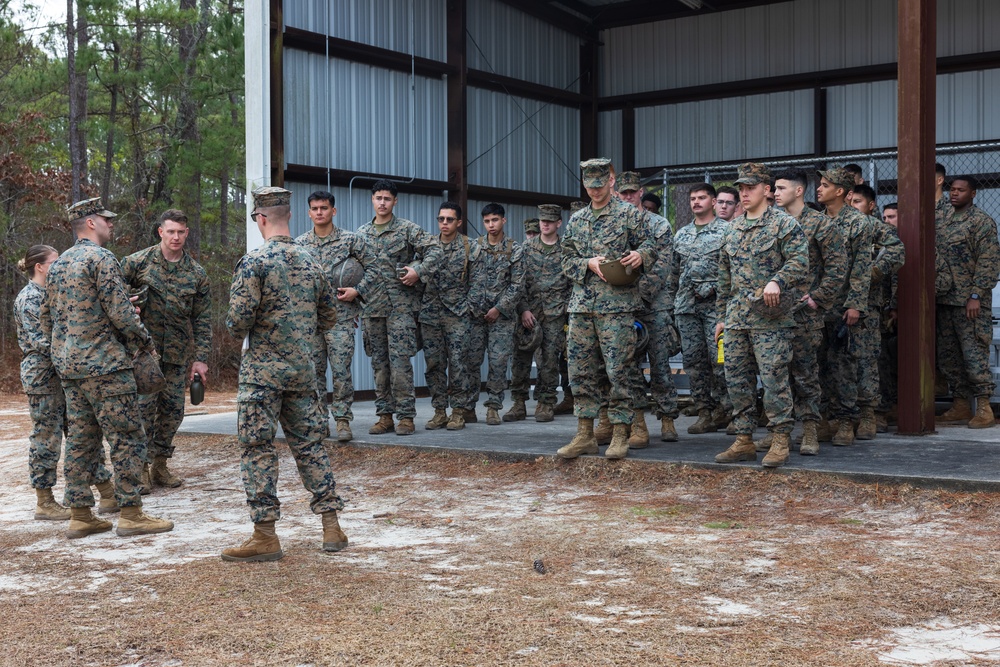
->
[734, 162, 772, 186]
[523, 217, 540, 234]
[569, 200, 588, 213]
[580, 158, 613, 188]
[817, 167, 855, 191]
[537, 204, 562, 222]
[251, 186, 292, 210]
[67, 197, 117, 222]
[617, 171, 642, 192]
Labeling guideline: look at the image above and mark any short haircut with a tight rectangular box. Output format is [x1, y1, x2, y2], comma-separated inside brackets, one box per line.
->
[641, 192, 662, 209]
[371, 179, 398, 197]
[308, 191, 336, 206]
[70, 216, 88, 233]
[439, 201, 462, 220]
[883, 202, 898, 212]
[773, 170, 808, 189]
[158, 208, 188, 227]
[481, 202, 505, 218]
[690, 183, 717, 198]
[715, 186, 738, 200]
[951, 174, 980, 190]
[935, 163, 946, 177]
[852, 184, 877, 203]
[844, 163, 863, 178]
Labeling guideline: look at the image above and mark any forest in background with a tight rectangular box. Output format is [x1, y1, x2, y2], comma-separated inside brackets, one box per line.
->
[0, 0, 246, 389]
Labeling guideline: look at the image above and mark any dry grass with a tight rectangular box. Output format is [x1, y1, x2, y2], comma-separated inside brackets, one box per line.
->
[1, 396, 999, 666]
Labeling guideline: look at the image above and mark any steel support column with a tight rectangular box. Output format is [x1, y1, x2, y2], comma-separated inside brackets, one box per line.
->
[269, 0, 283, 186]
[896, 0, 936, 434]
[580, 37, 598, 182]
[446, 0, 468, 232]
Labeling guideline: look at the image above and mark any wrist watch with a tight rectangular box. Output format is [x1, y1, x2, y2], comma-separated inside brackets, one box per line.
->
[970, 293, 980, 300]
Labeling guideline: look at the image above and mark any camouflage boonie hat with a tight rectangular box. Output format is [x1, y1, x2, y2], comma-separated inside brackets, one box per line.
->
[734, 163, 772, 186]
[580, 158, 612, 188]
[569, 200, 588, 213]
[251, 186, 292, 210]
[523, 218, 540, 234]
[537, 204, 562, 222]
[817, 167, 855, 191]
[67, 197, 117, 222]
[617, 171, 642, 192]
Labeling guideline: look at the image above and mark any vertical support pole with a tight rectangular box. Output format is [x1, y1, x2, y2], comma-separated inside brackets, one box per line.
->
[446, 0, 468, 233]
[813, 87, 827, 157]
[269, 0, 284, 187]
[896, 0, 936, 434]
[580, 36, 598, 185]
[622, 104, 635, 170]
[245, 0, 269, 251]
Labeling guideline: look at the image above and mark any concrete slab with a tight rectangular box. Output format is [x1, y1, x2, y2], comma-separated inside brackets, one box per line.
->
[178, 397, 1000, 492]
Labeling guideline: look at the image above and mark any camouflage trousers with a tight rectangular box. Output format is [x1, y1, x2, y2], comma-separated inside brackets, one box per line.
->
[511, 315, 567, 405]
[855, 312, 883, 409]
[676, 303, 730, 412]
[313, 317, 358, 421]
[139, 361, 186, 461]
[362, 312, 418, 419]
[724, 328, 794, 434]
[568, 312, 635, 424]
[62, 370, 146, 509]
[237, 383, 344, 524]
[936, 304, 995, 399]
[421, 315, 475, 411]
[820, 319, 860, 420]
[789, 327, 823, 422]
[628, 310, 679, 419]
[468, 316, 515, 410]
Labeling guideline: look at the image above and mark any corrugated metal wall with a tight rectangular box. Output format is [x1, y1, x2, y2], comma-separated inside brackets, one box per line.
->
[597, 110, 623, 167]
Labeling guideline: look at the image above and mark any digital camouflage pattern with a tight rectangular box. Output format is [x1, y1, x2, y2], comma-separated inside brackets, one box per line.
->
[15, 281, 60, 395]
[139, 362, 187, 460]
[824, 205, 873, 322]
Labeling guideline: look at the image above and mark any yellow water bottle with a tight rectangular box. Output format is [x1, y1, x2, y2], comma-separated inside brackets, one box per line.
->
[716, 333, 725, 364]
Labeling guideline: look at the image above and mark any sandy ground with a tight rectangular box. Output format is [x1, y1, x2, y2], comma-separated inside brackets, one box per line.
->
[1, 392, 999, 666]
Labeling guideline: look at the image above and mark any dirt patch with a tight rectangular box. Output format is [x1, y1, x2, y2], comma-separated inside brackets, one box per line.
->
[1, 405, 999, 666]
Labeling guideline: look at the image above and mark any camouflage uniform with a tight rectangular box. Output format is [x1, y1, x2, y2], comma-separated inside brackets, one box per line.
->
[121, 245, 211, 461]
[789, 207, 848, 423]
[419, 235, 483, 411]
[717, 206, 809, 435]
[358, 214, 441, 419]
[562, 198, 655, 424]
[629, 211, 680, 419]
[295, 227, 378, 422]
[227, 232, 343, 524]
[512, 236, 570, 406]
[39, 239, 153, 509]
[467, 235, 525, 410]
[935, 204, 1000, 399]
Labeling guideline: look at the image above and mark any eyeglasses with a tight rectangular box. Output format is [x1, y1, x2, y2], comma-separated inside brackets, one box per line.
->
[250, 211, 268, 222]
[437, 216, 458, 222]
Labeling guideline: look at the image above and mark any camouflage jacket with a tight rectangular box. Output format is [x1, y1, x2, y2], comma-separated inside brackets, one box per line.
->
[357, 214, 441, 318]
[935, 204, 1000, 307]
[867, 218, 906, 309]
[669, 217, 728, 315]
[518, 236, 570, 320]
[717, 206, 809, 330]
[935, 194, 952, 222]
[39, 239, 153, 380]
[636, 211, 675, 314]
[14, 281, 59, 394]
[825, 204, 874, 320]
[295, 226, 378, 320]
[795, 206, 848, 330]
[121, 245, 212, 367]
[226, 235, 338, 390]
[419, 234, 483, 323]
[561, 198, 656, 314]
[468, 234, 524, 319]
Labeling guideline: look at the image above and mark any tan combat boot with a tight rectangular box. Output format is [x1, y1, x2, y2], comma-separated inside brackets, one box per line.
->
[594, 408, 614, 445]
[486, 408, 501, 426]
[875, 413, 888, 433]
[95, 480, 119, 514]
[322, 511, 349, 552]
[968, 396, 996, 429]
[660, 417, 678, 442]
[712, 406, 731, 430]
[34, 488, 71, 521]
[446, 410, 466, 430]
[714, 435, 757, 463]
[606, 424, 630, 460]
[463, 408, 478, 423]
[336, 419, 353, 442]
[553, 388, 574, 415]
[817, 417, 834, 442]
[799, 420, 820, 456]
[832, 419, 855, 446]
[628, 410, 649, 449]
[221, 520, 283, 562]
[425, 409, 449, 430]
[755, 432, 773, 453]
[535, 403, 554, 422]
[762, 433, 790, 468]
[856, 407, 877, 441]
[151, 456, 183, 488]
[557, 418, 598, 459]
[66, 507, 113, 539]
[395, 417, 415, 435]
[939, 397, 972, 423]
[139, 463, 152, 495]
[116, 505, 174, 537]
[369, 414, 394, 435]
[502, 399, 527, 422]
[688, 409, 717, 435]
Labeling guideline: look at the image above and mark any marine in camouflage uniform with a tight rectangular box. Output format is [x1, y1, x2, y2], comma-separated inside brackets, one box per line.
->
[121, 211, 212, 487]
[935, 177, 1000, 428]
[714, 163, 808, 468]
[510, 205, 570, 422]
